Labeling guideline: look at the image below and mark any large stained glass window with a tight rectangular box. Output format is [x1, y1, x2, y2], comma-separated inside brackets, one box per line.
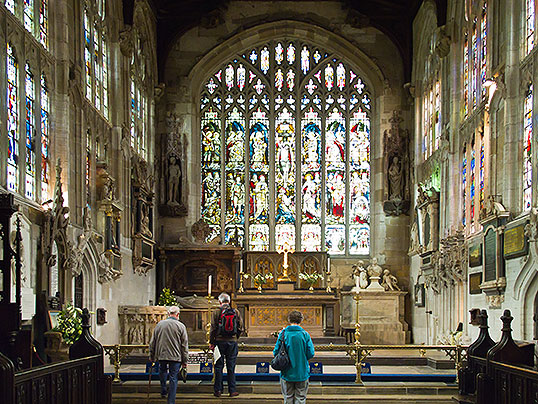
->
[526, 0, 536, 56]
[462, 146, 467, 227]
[83, 1, 109, 118]
[463, 3, 488, 117]
[200, 41, 371, 255]
[462, 133, 486, 232]
[524, 84, 533, 211]
[7, 43, 19, 192]
[41, 73, 50, 199]
[25, 63, 35, 200]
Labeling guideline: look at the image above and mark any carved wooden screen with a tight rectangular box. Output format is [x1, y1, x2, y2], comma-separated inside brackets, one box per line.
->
[200, 40, 371, 256]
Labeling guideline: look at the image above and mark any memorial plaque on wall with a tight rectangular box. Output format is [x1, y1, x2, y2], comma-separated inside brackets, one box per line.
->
[503, 224, 528, 259]
[483, 228, 497, 282]
[469, 273, 482, 295]
[469, 243, 483, 267]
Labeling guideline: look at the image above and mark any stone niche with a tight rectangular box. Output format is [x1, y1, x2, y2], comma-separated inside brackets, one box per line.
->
[342, 289, 409, 344]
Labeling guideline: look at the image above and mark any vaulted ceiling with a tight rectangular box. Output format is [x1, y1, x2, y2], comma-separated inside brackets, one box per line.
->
[123, 0, 447, 81]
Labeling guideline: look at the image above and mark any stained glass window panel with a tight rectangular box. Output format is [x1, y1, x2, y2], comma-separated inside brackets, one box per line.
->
[325, 109, 346, 224]
[7, 43, 19, 192]
[524, 85, 533, 210]
[40, 0, 48, 47]
[462, 149, 467, 227]
[225, 108, 246, 247]
[480, 4, 487, 97]
[201, 109, 222, 241]
[84, 10, 92, 100]
[25, 64, 35, 200]
[5, 0, 14, 14]
[325, 225, 345, 254]
[471, 21, 478, 108]
[41, 74, 50, 199]
[470, 147, 476, 222]
[527, 0, 535, 56]
[275, 108, 296, 249]
[463, 34, 469, 116]
[349, 110, 370, 232]
[349, 225, 369, 255]
[24, 0, 34, 33]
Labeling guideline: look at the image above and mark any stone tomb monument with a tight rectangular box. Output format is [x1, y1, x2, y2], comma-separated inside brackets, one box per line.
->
[345, 258, 409, 344]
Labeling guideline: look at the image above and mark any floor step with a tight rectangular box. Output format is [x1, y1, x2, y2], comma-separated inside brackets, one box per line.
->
[112, 392, 456, 403]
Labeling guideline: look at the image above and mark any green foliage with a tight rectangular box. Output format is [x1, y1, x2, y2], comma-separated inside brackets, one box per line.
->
[158, 288, 179, 306]
[253, 272, 273, 286]
[53, 303, 83, 345]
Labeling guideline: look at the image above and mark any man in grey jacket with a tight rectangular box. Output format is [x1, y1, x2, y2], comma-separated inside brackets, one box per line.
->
[149, 306, 189, 404]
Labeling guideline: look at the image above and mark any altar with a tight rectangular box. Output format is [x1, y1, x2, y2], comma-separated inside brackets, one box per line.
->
[235, 251, 339, 338]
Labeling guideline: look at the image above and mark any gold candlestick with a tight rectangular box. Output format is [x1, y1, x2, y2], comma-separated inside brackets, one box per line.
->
[206, 295, 212, 345]
[238, 271, 249, 293]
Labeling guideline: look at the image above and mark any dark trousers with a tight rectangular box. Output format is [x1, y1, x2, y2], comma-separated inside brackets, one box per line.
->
[158, 360, 181, 404]
[214, 341, 238, 393]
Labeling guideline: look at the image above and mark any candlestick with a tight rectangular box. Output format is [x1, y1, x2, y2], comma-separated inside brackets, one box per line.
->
[208, 275, 212, 297]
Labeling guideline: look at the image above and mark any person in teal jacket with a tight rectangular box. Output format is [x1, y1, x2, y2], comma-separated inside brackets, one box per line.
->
[273, 310, 315, 404]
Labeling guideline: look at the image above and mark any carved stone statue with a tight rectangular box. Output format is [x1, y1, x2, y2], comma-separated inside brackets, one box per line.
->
[409, 220, 420, 254]
[191, 219, 211, 243]
[351, 260, 368, 290]
[381, 269, 400, 291]
[366, 257, 384, 290]
[388, 156, 403, 200]
[140, 204, 152, 238]
[167, 155, 181, 206]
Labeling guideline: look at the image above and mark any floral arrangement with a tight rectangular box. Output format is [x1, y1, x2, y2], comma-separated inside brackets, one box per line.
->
[158, 288, 179, 306]
[53, 303, 83, 345]
[299, 272, 323, 288]
[253, 272, 274, 286]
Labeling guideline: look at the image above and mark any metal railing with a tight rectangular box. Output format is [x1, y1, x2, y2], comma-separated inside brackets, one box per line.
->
[103, 342, 467, 385]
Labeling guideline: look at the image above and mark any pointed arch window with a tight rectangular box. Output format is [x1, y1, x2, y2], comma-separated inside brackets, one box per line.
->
[130, 30, 149, 159]
[25, 63, 36, 200]
[86, 129, 92, 204]
[524, 84, 533, 211]
[83, 1, 109, 118]
[463, 2, 488, 116]
[7, 43, 19, 193]
[200, 41, 371, 255]
[422, 79, 441, 160]
[41, 73, 50, 199]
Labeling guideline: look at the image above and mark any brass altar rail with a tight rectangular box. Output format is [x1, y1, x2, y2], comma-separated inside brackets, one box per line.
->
[103, 343, 467, 385]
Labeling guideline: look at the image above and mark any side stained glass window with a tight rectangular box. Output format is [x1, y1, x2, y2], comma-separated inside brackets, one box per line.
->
[524, 84, 533, 211]
[463, 3, 488, 117]
[462, 146, 467, 228]
[422, 79, 441, 160]
[86, 130, 91, 204]
[41, 73, 50, 200]
[526, 0, 536, 56]
[39, 0, 48, 48]
[25, 63, 35, 200]
[83, 1, 109, 118]
[7, 43, 19, 192]
[24, 0, 34, 33]
[200, 41, 371, 255]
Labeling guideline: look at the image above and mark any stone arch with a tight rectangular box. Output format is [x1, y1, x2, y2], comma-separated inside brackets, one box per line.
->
[412, 0, 439, 88]
[79, 238, 100, 313]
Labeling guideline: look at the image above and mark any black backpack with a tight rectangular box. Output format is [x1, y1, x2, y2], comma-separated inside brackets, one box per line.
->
[218, 306, 239, 337]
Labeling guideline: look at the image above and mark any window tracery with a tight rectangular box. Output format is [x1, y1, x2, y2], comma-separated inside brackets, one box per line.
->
[5, 0, 48, 48]
[200, 40, 371, 255]
[526, 0, 536, 56]
[25, 63, 35, 200]
[41, 73, 50, 199]
[130, 31, 148, 159]
[462, 132, 485, 232]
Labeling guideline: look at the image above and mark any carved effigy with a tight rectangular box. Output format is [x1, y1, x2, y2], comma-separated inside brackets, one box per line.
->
[383, 110, 410, 215]
[132, 154, 155, 275]
[118, 306, 168, 346]
[417, 184, 440, 253]
[42, 160, 75, 281]
[159, 112, 187, 217]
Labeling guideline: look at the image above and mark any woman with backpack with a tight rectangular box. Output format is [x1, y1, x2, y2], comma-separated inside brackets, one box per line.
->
[273, 310, 315, 404]
[209, 292, 244, 397]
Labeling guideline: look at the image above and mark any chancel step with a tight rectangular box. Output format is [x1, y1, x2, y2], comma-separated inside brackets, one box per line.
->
[112, 382, 458, 403]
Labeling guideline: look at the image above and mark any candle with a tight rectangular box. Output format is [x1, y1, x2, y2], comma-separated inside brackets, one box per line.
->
[208, 275, 212, 297]
[240, 259, 243, 273]
[284, 251, 288, 267]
